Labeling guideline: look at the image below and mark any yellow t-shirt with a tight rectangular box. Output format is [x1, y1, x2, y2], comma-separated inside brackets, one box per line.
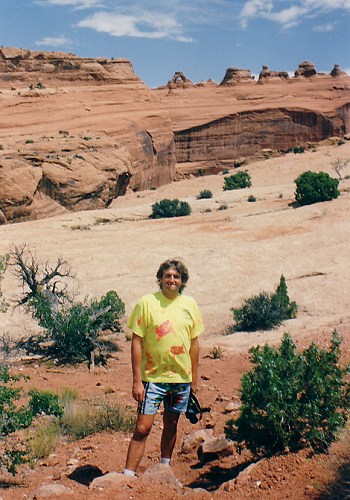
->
[127, 291, 204, 383]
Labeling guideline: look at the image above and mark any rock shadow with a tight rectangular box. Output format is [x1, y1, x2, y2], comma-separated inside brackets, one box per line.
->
[187, 460, 254, 491]
[67, 465, 104, 486]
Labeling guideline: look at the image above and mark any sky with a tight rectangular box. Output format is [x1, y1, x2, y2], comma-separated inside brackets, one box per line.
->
[1, 0, 350, 88]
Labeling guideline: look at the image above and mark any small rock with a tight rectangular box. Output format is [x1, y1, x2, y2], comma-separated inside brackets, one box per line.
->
[223, 401, 241, 413]
[198, 435, 234, 464]
[305, 484, 317, 494]
[33, 484, 74, 498]
[67, 458, 79, 466]
[142, 463, 182, 492]
[89, 471, 136, 490]
[181, 429, 214, 454]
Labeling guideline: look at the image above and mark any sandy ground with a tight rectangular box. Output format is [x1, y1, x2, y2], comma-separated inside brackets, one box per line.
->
[1, 139, 350, 351]
[0, 115, 350, 499]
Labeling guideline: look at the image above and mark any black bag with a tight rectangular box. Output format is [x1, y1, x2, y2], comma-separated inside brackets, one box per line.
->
[185, 390, 210, 424]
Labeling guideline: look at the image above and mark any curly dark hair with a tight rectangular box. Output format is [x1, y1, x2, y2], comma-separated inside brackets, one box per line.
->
[156, 258, 189, 294]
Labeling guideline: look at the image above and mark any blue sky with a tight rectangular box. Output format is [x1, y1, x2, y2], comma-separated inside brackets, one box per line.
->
[1, 0, 349, 88]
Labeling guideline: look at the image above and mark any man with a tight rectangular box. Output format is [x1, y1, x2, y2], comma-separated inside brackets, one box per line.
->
[124, 258, 204, 476]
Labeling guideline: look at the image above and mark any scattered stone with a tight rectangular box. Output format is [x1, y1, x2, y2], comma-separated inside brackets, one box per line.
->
[223, 400, 241, 413]
[67, 458, 79, 466]
[235, 460, 266, 485]
[33, 484, 75, 498]
[183, 487, 212, 496]
[89, 471, 136, 490]
[142, 463, 182, 492]
[181, 429, 214, 454]
[305, 484, 317, 495]
[197, 435, 234, 464]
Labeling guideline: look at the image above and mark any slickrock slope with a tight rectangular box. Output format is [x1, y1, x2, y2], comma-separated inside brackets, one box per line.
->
[0, 48, 350, 223]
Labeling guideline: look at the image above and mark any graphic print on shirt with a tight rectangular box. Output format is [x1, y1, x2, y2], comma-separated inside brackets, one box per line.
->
[155, 320, 173, 340]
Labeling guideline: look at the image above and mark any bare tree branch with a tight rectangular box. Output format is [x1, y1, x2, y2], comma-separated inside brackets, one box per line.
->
[9, 244, 75, 308]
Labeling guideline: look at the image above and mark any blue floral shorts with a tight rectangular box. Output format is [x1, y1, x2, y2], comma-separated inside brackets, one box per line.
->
[139, 382, 191, 415]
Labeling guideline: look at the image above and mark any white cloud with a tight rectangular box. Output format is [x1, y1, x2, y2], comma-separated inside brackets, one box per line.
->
[313, 22, 336, 31]
[35, 35, 73, 47]
[36, 0, 104, 9]
[76, 11, 193, 41]
[240, 0, 350, 28]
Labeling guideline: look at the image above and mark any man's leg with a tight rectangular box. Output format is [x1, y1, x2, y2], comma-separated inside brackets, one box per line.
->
[125, 413, 156, 472]
[160, 409, 180, 460]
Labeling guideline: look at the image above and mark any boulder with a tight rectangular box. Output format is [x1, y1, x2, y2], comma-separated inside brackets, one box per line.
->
[197, 435, 234, 464]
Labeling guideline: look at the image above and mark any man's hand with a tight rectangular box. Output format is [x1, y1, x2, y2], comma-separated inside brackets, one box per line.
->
[132, 380, 145, 404]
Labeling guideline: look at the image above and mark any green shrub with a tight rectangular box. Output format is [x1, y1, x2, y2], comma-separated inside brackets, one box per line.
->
[29, 390, 63, 418]
[218, 203, 228, 210]
[150, 199, 191, 219]
[197, 190, 213, 200]
[247, 195, 256, 202]
[0, 368, 33, 474]
[10, 247, 124, 366]
[31, 291, 124, 363]
[223, 171, 251, 191]
[225, 331, 350, 456]
[231, 275, 297, 332]
[294, 171, 339, 206]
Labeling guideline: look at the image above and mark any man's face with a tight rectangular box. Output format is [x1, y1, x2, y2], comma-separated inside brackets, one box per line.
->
[160, 267, 182, 298]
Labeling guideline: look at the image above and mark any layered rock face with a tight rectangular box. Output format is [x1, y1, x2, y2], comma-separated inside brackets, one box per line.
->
[0, 130, 175, 224]
[174, 108, 345, 163]
[0, 47, 143, 84]
[1, 48, 350, 224]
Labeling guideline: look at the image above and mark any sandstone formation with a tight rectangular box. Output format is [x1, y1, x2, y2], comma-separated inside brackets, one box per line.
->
[0, 47, 144, 85]
[0, 129, 175, 224]
[1, 47, 350, 224]
[331, 64, 348, 77]
[294, 60, 317, 78]
[174, 107, 346, 163]
[220, 67, 255, 86]
[167, 71, 193, 90]
[258, 65, 289, 83]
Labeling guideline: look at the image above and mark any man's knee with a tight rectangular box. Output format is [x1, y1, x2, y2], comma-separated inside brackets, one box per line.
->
[133, 421, 153, 441]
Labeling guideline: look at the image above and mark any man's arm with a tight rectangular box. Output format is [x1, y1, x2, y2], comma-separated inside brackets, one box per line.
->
[189, 336, 200, 393]
[131, 333, 144, 403]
